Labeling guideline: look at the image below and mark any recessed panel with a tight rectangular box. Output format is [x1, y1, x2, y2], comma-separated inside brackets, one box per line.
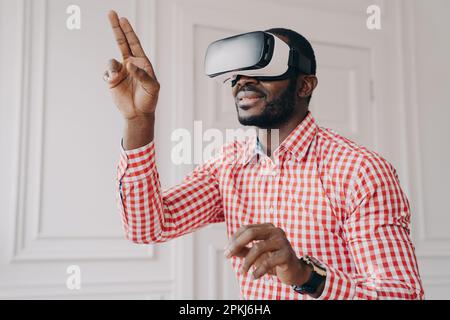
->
[40, 0, 136, 237]
[310, 42, 373, 148]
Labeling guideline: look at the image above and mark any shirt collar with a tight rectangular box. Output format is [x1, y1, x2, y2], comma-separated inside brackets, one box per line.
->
[242, 135, 264, 166]
[242, 111, 318, 165]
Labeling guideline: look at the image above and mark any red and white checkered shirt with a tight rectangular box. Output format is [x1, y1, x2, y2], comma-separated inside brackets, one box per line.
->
[116, 111, 424, 300]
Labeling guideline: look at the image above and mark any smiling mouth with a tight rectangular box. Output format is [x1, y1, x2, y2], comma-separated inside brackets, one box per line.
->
[238, 97, 265, 110]
[237, 91, 266, 108]
[240, 96, 264, 103]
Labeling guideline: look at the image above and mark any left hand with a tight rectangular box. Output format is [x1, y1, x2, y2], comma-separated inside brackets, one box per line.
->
[224, 223, 310, 286]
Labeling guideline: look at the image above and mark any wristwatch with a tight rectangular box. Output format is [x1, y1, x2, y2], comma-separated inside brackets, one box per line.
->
[292, 255, 327, 295]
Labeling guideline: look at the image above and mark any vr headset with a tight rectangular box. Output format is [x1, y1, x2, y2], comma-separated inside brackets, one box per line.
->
[204, 31, 312, 86]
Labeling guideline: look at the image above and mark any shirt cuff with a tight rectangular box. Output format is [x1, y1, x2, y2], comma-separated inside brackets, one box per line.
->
[117, 138, 156, 182]
[316, 261, 358, 300]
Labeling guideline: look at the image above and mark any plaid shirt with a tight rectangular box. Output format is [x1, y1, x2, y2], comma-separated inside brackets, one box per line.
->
[116, 111, 424, 300]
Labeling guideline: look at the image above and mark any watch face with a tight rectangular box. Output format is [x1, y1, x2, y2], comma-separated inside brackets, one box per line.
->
[293, 284, 314, 295]
[293, 256, 327, 295]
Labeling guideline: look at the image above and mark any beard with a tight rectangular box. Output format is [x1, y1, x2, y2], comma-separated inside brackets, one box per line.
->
[236, 77, 297, 129]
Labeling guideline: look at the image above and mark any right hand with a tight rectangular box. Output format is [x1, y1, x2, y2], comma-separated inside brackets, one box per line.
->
[105, 10, 160, 120]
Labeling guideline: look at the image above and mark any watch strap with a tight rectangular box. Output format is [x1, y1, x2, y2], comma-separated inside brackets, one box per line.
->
[292, 256, 326, 295]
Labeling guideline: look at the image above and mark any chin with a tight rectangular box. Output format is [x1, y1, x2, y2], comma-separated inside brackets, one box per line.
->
[236, 111, 259, 126]
[237, 117, 254, 127]
[237, 116, 268, 128]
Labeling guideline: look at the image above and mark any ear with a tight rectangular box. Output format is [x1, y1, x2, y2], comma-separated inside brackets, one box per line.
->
[297, 75, 318, 99]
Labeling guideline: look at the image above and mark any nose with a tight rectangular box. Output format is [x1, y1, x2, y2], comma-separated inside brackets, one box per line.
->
[232, 75, 260, 97]
[235, 75, 258, 87]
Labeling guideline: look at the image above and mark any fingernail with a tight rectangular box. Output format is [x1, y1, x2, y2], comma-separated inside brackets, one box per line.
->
[223, 249, 231, 258]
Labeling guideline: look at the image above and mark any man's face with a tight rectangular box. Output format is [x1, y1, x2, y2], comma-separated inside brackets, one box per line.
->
[232, 75, 298, 129]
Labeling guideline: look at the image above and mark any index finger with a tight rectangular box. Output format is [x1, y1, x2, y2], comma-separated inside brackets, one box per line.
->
[226, 226, 273, 257]
[108, 10, 132, 60]
[229, 223, 274, 245]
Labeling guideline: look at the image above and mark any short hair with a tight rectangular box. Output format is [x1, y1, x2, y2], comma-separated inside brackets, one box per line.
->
[265, 28, 317, 104]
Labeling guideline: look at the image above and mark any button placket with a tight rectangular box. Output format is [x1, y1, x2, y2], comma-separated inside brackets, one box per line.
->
[272, 154, 282, 226]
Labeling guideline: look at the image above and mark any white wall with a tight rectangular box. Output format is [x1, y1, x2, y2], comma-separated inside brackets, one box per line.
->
[0, 0, 449, 299]
[403, 0, 450, 299]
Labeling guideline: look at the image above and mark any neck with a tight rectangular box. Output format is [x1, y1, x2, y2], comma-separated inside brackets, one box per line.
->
[258, 109, 309, 157]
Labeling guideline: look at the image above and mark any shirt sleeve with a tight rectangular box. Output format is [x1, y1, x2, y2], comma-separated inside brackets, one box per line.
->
[115, 138, 225, 244]
[317, 155, 424, 300]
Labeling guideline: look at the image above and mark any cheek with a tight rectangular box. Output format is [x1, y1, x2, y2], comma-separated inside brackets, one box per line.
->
[262, 82, 290, 100]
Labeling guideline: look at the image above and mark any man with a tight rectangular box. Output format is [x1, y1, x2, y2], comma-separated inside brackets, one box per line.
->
[105, 10, 424, 299]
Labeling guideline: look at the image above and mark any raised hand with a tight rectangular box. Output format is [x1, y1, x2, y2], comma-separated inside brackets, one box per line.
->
[105, 10, 160, 120]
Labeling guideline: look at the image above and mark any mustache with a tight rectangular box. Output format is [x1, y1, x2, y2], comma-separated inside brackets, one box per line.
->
[236, 84, 267, 98]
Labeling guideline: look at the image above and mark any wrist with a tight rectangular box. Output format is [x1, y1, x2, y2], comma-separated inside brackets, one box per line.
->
[292, 255, 327, 298]
[123, 113, 155, 150]
[293, 257, 312, 287]
[125, 113, 155, 126]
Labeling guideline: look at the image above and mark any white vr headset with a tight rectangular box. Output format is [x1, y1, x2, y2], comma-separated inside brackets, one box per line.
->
[204, 31, 312, 86]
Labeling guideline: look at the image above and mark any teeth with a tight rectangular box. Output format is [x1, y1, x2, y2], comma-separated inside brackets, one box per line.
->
[241, 97, 261, 101]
